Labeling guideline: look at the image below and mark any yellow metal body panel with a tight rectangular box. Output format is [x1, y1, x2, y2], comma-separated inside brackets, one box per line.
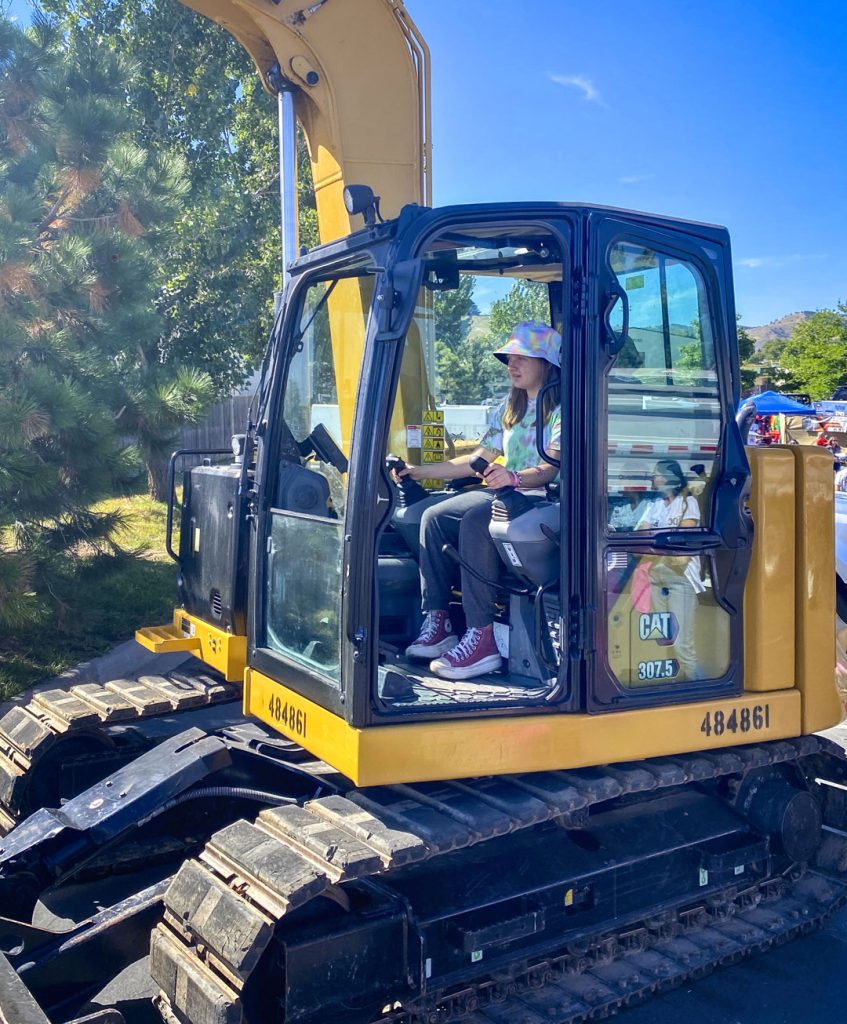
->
[138, 610, 247, 683]
[607, 565, 730, 687]
[792, 446, 840, 732]
[174, 0, 436, 456]
[177, 0, 430, 237]
[135, 623, 201, 655]
[245, 667, 801, 786]
[743, 448, 795, 691]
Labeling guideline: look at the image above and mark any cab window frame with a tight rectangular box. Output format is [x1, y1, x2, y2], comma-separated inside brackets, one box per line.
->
[364, 214, 579, 724]
[588, 220, 748, 711]
[249, 251, 383, 719]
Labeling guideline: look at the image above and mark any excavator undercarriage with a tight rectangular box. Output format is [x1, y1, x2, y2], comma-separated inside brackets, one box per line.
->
[2, 722, 847, 1024]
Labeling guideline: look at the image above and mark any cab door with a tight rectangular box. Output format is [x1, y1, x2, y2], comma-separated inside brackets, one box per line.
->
[249, 267, 377, 717]
[585, 215, 752, 709]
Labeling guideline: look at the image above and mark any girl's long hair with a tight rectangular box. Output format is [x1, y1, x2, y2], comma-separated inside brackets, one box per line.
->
[502, 359, 560, 429]
[654, 459, 687, 497]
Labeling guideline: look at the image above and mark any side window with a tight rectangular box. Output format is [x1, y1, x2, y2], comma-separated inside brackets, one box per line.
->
[603, 241, 730, 689]
[606, 242, 720, 532]
[264, 274, 374, 685]
[280, 277, 374, 518]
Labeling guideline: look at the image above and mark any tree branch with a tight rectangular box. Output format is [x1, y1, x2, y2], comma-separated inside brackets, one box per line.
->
[36, 187, 72, 237]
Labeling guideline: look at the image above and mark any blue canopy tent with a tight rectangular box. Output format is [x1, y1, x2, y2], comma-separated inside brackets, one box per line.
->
[739, 391, 813, 415]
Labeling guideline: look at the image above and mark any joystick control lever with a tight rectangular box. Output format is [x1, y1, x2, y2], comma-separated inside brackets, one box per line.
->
[472, 454, 536, 519]
[386, 454, 428, 507]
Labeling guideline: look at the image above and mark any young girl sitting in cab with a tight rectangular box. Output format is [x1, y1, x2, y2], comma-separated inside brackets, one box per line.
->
[395, 321, 562, 681]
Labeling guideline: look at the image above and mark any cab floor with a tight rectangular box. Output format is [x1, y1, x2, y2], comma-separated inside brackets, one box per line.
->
[378, 657, 549, 706]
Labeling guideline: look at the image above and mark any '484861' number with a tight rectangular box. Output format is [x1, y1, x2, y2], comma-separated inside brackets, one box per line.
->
[700, 704, 770, 738]
[267, 694, 307, 738]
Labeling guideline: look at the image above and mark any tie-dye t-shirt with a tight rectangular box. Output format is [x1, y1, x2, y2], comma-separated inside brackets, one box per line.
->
[478, 397, 561, 471]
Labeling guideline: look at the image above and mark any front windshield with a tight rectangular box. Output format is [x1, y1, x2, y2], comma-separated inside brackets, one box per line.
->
[375, 224, 567, 713]
[281, 274, 375, 518]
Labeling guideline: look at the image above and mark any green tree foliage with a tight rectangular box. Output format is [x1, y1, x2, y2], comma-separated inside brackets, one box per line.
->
[778, 310, 847, 400]
[433, 275, 477, 353]
[676, 312, 759, 390]
[736, 319, 754, 363]
[735, 316, 757, 391]
[744, 332, 797, 392]
[0, 14, 210, 625]
[436, 335, 501, 404]
[751, 335, 788, 366]
[40, 0, 316, 396]
[436, 279, 550, 403]
[487, 280, 550, 344]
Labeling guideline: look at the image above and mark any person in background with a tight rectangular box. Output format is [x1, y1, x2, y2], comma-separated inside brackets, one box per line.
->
[637, 460, 704, 680]
[609, 488, 652, 531]
[835, 460, 847, 492]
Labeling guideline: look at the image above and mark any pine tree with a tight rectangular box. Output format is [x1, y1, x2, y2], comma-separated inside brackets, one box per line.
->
[41, 0, 306, 397]
[0, 14, 209, 623]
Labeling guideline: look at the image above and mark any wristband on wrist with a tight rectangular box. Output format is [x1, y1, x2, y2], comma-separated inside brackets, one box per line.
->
[511, 470, 522, 488]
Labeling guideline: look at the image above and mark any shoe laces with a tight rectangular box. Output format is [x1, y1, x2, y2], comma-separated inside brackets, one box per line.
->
[419, 611, 444, 642]
[451, 628, 484, 661]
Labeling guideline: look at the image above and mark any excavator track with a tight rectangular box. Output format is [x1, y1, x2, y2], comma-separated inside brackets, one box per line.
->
[365, 871, 846, 1024]
[152, 734, 847, 1024]
[0, 666, 240, 835]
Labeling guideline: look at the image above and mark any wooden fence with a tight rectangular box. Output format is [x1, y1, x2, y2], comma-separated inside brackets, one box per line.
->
[176, 392, 257, 452]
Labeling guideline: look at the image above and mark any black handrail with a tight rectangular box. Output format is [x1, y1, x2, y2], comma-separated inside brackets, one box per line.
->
[535, 379, 561, 469]
[165, 448, 232, 564]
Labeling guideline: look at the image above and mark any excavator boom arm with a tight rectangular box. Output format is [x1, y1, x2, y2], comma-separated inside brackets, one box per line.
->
[179, 0, 431, 241]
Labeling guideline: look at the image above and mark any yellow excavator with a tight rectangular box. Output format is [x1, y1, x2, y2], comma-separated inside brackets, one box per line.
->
[1, 3, 846, 1023]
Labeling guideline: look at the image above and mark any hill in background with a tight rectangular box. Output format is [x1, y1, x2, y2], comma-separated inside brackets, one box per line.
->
[744, 311, 815, 349]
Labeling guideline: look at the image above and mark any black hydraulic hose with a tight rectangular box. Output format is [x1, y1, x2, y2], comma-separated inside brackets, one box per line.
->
[160, 785, 305, 813]
[133, 785, 321, 832]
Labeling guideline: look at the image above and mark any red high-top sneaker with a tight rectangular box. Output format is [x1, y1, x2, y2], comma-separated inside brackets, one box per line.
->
[405, 610, 458, 660]
[429, 625, 502, 680]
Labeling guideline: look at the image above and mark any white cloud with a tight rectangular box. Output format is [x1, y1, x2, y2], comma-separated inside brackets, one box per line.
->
[736, 254, 826, 270]
[550, 74, 605, 105]
[619, 174, 655, 185]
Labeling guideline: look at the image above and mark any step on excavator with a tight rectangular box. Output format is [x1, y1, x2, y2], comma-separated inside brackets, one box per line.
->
[2, 2, 847, 1023]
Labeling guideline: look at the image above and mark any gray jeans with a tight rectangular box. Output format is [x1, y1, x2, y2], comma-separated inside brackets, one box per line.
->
[418, 490, 500, 628]
[650, 562, 701, 680]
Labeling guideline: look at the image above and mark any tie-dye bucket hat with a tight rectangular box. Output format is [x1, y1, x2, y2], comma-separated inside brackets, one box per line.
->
[493, 320, 562, 368]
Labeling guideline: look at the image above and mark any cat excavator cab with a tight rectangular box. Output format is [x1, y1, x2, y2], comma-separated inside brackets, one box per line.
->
[0, 3, 846, 1024]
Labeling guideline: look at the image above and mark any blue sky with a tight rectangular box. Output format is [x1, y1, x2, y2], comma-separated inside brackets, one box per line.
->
[406, 0, 847, 326]
[5, 0, 845, 326]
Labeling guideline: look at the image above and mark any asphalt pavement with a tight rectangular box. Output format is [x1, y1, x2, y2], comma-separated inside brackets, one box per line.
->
[618, 904, 847, 1023]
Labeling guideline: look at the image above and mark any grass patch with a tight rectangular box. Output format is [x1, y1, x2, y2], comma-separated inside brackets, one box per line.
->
[0, 488, 177, 700]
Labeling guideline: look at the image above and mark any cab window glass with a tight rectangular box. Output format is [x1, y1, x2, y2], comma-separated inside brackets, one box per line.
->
[375, 226, 567, 709]
[605, 550, 730, 687]
[264, 273, 374, 685]
[280, 276, 374, 518]
[606, 242, 720, 533]
[604, 241, 730, 689]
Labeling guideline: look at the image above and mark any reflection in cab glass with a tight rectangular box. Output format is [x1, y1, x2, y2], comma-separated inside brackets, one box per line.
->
[604, 241, 730, 688]
[264, 273, 374, 686]
[377, 226, 566, 710]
